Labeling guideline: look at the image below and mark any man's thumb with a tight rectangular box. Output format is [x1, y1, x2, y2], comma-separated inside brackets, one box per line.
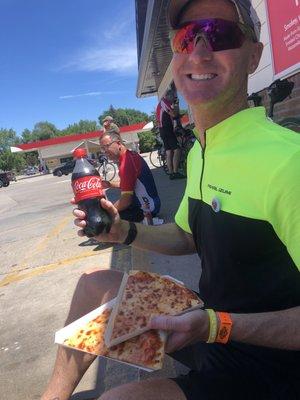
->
[150, 315, 182, 331]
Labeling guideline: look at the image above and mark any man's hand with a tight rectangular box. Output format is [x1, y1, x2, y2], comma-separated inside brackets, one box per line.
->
[150, 309, 209, 353]
[72, 197, 128, 244]
[102, 180, 111, 189]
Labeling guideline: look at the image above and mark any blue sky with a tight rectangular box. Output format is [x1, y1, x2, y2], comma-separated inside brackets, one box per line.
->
[0, 0, 157, 136]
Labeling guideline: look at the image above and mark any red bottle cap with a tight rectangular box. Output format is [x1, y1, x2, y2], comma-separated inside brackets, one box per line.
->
[73, 148, 87, 159]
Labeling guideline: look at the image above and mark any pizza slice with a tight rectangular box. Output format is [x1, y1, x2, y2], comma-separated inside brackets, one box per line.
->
[105, 271, 203, 347]
[61, 306, 166, 371]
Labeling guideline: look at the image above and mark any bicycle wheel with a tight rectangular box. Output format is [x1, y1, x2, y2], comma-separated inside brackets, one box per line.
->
[178, 137, 195, 175]
[279, 118, 300, 133]
[149, 150, 163, 168]
[162, 155, 170, 175]
[98, 162, 116, 182]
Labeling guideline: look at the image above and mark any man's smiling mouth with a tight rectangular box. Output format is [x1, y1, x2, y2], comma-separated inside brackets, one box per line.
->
[188, 73, 217, 81]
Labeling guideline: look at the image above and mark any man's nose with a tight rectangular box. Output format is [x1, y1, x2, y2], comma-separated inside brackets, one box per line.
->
[189, 35, 213, 63]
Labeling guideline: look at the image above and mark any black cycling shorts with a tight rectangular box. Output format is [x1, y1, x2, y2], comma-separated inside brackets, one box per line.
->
[170, 345, 300, 400]
[159, 112, 179, 151]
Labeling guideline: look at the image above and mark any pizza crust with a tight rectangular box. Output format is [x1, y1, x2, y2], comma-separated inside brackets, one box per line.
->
[55, 298, 166, 371]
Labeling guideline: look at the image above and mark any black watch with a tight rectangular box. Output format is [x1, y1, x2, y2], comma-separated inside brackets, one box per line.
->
[123, 222, 137, 245]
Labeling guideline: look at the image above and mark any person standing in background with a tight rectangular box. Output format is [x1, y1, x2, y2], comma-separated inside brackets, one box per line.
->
[102, 115, 122, 140]
[156, 96, 185, 180]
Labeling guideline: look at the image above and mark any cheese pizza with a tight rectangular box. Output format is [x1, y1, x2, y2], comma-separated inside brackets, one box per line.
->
[105, 271, 203, 347]
[62, 307, 165, 370]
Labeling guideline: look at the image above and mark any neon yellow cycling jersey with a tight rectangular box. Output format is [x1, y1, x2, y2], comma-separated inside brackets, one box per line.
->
[176, 107, 300, 314]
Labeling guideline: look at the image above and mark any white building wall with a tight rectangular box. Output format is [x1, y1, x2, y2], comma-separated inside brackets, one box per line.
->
[248, 0, 274, 94]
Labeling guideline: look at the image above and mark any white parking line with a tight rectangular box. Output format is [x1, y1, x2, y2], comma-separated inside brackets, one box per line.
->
[52, 179, 70, 184]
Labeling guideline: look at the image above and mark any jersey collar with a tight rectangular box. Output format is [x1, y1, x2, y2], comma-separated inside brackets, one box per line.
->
[194, 107, 267, 147]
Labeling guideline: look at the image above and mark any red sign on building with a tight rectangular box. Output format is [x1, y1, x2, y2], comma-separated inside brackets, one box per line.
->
[266, 0, 300, 78]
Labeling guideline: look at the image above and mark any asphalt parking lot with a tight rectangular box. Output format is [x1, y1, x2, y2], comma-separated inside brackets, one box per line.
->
[0, 157, 200, 400]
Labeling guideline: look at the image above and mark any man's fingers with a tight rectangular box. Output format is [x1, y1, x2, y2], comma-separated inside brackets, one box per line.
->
[73, 208, 86, 219]
[77, 229, 85, 237]
[74, 218, 86, 228]
[100, 198, 119, 219]
[165, 332, 187, 354]
[150, 315, 185, 332]
[70, 197, 76, 205]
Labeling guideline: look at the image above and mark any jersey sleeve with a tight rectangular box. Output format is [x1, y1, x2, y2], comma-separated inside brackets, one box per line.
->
[175, 191, 192, 234]
[175, 142, 201, 234]
[119, 153, 139, 194]
[265, 151, 300, 270]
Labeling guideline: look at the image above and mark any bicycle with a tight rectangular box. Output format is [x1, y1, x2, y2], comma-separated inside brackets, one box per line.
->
[175, 124, 196, 175]
[149, 125, 196, 176]
[97, 155, 117, 182]
[149, 135, 168, 174]
[248, 79, 300, 133]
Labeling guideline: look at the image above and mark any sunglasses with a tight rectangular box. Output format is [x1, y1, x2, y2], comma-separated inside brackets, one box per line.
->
[171, 18, 255, 54]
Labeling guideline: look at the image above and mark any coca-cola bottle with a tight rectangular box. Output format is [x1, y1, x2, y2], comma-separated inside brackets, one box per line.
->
[71, 148, 112, 237]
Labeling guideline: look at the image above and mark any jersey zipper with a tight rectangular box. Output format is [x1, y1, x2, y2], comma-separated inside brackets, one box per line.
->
[200, 131, 206, 200]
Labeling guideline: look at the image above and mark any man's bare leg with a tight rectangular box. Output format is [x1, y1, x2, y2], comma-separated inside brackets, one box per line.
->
[166, 149, 174, 174]
[41, 269, 123, 400]
[173, 148, 182, 174]
[99, 378, 187, 400]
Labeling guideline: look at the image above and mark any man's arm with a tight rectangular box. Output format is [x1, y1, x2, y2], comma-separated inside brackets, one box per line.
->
[150, 306, 300, 353]
[114, 193, 133, 212]
[103, 179, 120, 189]
[73, 198, 196, 256]
[129, 221, 196, 255]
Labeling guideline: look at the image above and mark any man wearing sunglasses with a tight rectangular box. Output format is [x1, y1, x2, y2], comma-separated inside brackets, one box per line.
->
[42, 1, 300, 400]
[98, 133, 161, 223]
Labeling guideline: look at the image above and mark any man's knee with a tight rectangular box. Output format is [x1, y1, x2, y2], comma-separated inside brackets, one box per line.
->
[66, 269, 123, 323]
[99, 385, 132, 400]
[77, 269, 123, 296]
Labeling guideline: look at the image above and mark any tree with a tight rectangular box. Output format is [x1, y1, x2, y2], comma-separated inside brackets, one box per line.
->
[137, 131, 156, 153]
[31, 121, 58, 141]
[0, 150, 26, 172]
[0, 128, 26, 172]
[0, 128, 20, 151]
[21, 122, 59, 143]
[60, 120, 100, 136]
[21, 128, 33, 144]
[24, 151, 39, 167]
[99, 106, 149, 127]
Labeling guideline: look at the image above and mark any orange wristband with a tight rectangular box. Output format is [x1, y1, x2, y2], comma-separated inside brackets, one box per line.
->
[216, 312, 232, 344]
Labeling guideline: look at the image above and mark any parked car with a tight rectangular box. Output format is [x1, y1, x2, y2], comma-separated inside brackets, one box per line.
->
[0, 172, 10, 188]
[52, 158, 96, 177]
[24, 166, 38, 176]
[53, 160, 76, 177]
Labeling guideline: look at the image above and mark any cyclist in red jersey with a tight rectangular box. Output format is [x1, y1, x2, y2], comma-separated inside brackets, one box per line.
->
[99, 133, 160, 222]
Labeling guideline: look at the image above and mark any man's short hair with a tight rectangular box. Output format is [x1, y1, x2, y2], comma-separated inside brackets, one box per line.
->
[101, 132, 121, 143]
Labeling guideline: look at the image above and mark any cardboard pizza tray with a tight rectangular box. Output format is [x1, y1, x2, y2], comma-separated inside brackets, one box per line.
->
[54, 298, 166, 372]
[105, 272, 204, 347]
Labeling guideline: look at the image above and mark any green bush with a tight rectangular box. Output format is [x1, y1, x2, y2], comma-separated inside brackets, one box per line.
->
[137, 131, 156, 153]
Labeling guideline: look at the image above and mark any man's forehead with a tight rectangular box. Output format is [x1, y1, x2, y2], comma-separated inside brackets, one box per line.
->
[100, 135, 111, 144]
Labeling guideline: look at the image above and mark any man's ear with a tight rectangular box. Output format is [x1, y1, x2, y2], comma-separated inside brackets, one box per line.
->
[248, 41, 264, 75]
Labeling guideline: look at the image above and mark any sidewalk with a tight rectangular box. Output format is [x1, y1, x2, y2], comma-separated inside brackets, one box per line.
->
[73, 163, 201, 399]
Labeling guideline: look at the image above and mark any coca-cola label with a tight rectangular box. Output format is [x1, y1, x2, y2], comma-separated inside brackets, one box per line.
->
[72, 176, 104, 202]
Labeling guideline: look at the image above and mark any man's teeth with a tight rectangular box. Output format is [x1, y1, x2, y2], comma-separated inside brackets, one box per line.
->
[190, 74, 216, 81]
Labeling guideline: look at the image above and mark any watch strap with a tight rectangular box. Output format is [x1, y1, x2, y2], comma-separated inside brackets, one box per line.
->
[123, 222, 137, 246]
